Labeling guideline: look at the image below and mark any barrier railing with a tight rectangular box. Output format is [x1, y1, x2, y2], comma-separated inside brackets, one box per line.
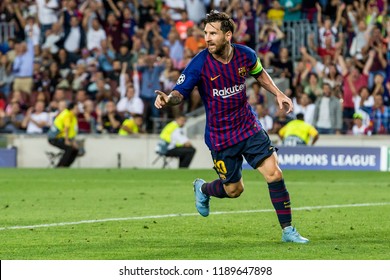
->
[0, 22, 15, 43]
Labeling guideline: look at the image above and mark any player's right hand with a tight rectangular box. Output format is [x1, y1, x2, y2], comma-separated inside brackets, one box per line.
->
[154, 90, 169, 109]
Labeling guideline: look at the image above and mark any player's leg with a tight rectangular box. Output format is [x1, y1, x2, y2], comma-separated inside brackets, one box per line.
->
[256, 152, 290, 228]
[257, 153, 309, 243]
[193, 145, 244, 217]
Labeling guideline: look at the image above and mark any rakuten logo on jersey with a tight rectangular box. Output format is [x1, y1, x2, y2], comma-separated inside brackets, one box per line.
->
[213, 84, 245, 98]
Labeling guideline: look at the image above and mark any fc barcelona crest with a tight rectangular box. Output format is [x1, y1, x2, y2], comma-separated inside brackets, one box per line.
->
[238, 67, 247, 77]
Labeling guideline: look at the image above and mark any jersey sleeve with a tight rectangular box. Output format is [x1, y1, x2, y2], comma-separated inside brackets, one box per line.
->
[172, 51, 206, 98]
[246, 47, 263, 78]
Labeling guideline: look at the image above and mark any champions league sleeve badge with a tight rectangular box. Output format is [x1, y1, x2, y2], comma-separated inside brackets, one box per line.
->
[176, 74, 186, 85]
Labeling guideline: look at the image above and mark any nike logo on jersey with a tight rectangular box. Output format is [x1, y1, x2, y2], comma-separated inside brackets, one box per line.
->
[210, 75, 220, 81]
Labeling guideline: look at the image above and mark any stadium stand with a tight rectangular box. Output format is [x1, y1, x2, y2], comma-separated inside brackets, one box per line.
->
[0, 0, 389, 140]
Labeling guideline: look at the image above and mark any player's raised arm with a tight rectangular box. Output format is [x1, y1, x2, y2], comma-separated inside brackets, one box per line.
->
[256, 70, 294, 114]
[154, 90, 184, 109]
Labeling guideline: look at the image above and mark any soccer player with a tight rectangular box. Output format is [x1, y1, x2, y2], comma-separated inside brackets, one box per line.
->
[154, 11, 309, 243]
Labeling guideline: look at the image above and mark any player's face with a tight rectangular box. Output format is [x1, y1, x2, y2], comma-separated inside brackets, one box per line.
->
[204, 22, 231, 55]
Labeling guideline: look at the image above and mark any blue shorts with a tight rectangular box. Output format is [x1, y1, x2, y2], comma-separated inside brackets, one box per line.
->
[210, 130, 277, 184]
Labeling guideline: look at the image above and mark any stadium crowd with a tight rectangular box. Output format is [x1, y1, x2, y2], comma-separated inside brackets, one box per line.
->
[0, 0, 389, 136]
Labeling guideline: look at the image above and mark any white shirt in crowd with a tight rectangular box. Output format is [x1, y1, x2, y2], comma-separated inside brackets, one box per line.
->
[259, 115, 273, 132]
[36, 0, 59, 25]
[116, 96, 144, 116]
[87, 28, 106, 51]
[24, 24, 41, 46]
[26, 111, 50, 134]
[316, 97, 331, 129]
[64, 27, 82, 52]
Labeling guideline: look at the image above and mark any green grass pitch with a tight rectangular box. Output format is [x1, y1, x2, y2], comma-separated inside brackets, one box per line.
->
[0, 168, 389, 260]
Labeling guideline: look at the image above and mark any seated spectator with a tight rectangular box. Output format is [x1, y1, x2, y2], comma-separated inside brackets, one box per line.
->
[294, 93, 315, 125]
[0, 53, 13, 98]
[21, 100, 50, 134]
[302, 72, 323, 102]
[279, 113, 319, 146]
[159, 114, 196, 168]
[116, 83, 144, 118]
[352, 113, 368, 136]
[77, 99, 98, 134]
[369, 94, 390, 134]
[353, 86, 374, 115]
[118, 114, 144, 135]
[271, 106, 294, 134]
[96, 100, 123, 134]
[0, 100, 25, 133]
[256, 103, 273, 133]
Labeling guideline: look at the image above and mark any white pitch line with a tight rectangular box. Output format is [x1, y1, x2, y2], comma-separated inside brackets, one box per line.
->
[1, 202, 389, 231]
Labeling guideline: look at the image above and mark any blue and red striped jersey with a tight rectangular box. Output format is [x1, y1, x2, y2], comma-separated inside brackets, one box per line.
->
[173, 43, 264, 151]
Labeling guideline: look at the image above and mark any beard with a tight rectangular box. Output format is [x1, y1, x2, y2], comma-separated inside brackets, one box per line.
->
[208, 39, 229, 56]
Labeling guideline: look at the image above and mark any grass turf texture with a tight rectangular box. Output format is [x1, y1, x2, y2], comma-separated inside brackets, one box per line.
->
[0, 169, 389, 260]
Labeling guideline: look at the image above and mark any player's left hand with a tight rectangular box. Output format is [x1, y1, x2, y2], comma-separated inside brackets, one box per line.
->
[277, 94, 294, 114]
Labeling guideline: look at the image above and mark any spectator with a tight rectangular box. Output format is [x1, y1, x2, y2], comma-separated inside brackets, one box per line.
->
[316, 2, 343, 47]
[362, 26, 387, 90]
[175, 10, 194, 41]
[165, 0, 186, 22]
[121, 6, 137, 45]
[280, 0, 302, 22]
[116, 83, 144, 118]
[294, 93, 315, 125]
[12, 33, 34, 95]
[159, 114, 196, 168]
[96, 100, 123, 134]
[61, 15, 86, 64]
[86, 18, 107, 51]
[338, 49, 374, 129]
[266, 0, 285, 27]
[166, 29, 184, 69]
[137, 54, 166, 132]
[312, 83, 342, 134]
[184, 0, 207, 25]
[21, 100, 50, 134]
[77, 99, 98, 134]
[369, 94, 390, 134]
[36, 0, 59, 44]
[256, 103, 273, 133]
[184, 26, 206, 55]
[0, 100, 25, 133]
[347, 4, 376, 61]
[233, 7, 250, 46]
[279, 113, 319, 146]
[352, 112, 368, 136]
[258, 22, 285, 68]
[301, 0, 319, 22]
[0, 53, 13, 98]
[41, 22, 62, 55]
[353, 86, 374, 127]
[271, 47, 294, 87]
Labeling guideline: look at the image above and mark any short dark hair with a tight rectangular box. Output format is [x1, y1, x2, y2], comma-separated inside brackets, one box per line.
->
[67, 102, 75, 110]
[296, 113, 304, 120]
[203, 10, 235, 34]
